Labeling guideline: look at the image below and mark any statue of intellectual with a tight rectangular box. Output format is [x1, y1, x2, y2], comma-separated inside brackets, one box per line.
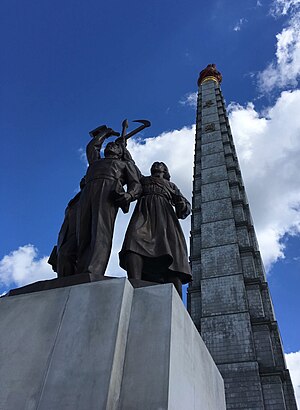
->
[119, 161, 191, 298]
[48, 177, 86, 277]
[76, 125, 142, 276]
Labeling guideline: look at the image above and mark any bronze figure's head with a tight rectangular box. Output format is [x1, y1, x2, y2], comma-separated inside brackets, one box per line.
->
[104, 141, 123, 159]
[150, 162, 170, 180]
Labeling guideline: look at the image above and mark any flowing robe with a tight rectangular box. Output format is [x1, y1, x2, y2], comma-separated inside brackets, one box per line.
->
[48, 192, 81, 277]
[57, 192, 81, 276]
[119, 176, 192, 283]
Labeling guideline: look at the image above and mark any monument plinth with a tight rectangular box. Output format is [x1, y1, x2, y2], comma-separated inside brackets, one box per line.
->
[0, 279, 225, 410]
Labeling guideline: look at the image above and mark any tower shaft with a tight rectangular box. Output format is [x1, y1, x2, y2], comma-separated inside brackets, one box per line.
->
[188, 66, 297, 409]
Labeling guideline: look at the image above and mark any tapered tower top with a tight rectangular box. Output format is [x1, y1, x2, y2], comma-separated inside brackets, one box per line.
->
[197, 63, 222, 86]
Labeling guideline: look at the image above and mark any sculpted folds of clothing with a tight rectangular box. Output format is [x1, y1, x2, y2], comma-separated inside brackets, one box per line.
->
[57, 201, 78, 249]
[56, 192, 81, 277]
[77, 157, 141, 276]
[119, 176, 191, 283]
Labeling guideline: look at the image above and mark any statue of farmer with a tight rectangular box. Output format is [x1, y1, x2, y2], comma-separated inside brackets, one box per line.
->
[119, 161, 191, 298]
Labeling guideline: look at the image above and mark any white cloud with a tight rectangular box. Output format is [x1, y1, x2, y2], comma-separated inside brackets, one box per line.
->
[259, 2, 300, 91]
[285, 351, 300, 406]
[127, 126, 195, 197]
[270, 0, 300, 17]
[256, 0, 263, 7]
[179, 92, 197, 108]
[0, 245, 55, 291]
[229, 90, 300, 269]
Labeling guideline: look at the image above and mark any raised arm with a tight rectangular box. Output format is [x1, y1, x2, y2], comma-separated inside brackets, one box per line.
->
[86, 130, 108, 165]
[86, 126, 121, 165]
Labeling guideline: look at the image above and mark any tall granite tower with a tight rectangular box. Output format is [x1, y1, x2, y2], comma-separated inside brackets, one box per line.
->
[187, 64, 297, 409]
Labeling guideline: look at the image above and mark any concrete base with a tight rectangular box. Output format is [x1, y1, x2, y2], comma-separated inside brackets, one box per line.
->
[0, 278, 225, 410]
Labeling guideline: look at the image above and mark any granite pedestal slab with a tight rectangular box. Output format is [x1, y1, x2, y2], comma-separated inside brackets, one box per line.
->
[0, 278, 225, 410]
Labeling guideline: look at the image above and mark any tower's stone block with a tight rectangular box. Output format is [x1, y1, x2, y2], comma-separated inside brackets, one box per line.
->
[201, 244, 241, 278]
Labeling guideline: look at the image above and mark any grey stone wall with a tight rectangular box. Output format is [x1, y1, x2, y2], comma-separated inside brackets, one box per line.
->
[0, 279, 226, 410]
[188, 78, 297, 409]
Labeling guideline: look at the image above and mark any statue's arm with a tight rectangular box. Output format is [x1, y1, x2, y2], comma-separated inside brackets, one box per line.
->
[113, 163, 142, 213]
[86, 135, 106, 165]
[125, 163, 143, 200]
[170, 183, 191, 219]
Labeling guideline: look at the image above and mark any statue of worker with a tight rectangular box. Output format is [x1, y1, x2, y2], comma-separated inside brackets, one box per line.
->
[76, 125, 142, 276]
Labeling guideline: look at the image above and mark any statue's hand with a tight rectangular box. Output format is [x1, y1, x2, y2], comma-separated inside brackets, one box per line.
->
[106, 128, 120, 138]
[115, 192, 132, 206]
[175, 201, 191, 219]
[105, 128, 114, 137]
[115, 136, 127, 146]
[97, 128, 113, 139]
[92, 127, 120, 140]
[114, 192, 132, 214]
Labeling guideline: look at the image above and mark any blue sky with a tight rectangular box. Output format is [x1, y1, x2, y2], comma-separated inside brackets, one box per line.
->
[1, 0, 300, 402]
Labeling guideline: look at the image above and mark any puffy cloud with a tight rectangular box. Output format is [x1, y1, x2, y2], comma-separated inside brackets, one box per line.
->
[228, 90, 300, 269]
[0, 245, 55, 290]
[179, 92, 197, 108]
[285, 351, 300, 406]
[127, 126, 195, 197]
[258, 2, 300, 91]
[270, 0, 300, 17]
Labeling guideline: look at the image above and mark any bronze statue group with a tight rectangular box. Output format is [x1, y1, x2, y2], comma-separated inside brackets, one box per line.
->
[48, 122, 191, 297]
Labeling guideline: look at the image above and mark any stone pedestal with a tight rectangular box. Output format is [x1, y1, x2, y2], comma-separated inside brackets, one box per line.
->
[0, 279, 225, 410]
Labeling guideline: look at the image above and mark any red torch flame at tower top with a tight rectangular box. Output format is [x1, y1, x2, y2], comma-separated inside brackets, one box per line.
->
[197, 64, 222, 86]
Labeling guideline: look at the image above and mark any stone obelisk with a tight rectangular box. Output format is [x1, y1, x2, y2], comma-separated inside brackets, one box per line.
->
[187, 64, 297, 409]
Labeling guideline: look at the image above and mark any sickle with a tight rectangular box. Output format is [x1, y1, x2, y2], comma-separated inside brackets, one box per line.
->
[124, 119, 151, 140]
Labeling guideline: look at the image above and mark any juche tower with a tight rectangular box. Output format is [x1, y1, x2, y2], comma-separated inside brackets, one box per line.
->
[187, 64, 297, 409]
